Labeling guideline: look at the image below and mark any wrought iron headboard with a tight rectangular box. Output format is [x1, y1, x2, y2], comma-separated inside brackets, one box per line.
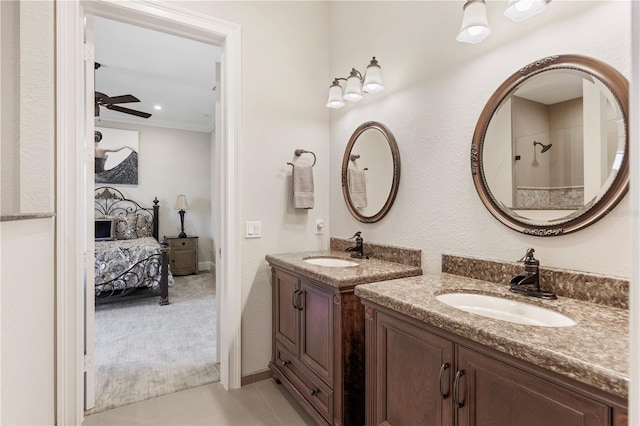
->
[94, 187, 160, 240]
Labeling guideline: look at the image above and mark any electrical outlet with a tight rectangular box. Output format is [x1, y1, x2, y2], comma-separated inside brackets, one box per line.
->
[316, 219, 324, 235]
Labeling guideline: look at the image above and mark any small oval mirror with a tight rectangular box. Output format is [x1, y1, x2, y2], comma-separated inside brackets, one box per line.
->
[342, 121, 400, 223]
[471, 55, 629, 236]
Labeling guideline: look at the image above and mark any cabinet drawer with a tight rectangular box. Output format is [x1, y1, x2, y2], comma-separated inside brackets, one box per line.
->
[275, 343, 334, 423]
[170, 238, 197, 250]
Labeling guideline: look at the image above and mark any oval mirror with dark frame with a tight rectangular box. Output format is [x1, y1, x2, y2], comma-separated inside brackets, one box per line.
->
[342, 121, 401, 223]
[471, 54, 629, 236]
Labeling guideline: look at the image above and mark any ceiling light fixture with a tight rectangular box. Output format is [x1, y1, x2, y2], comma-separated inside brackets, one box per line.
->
[326, 57, 384, 109]
[154, 105, 162, 110]
[504, 0, 551, 21]
[456, 0, 491, 44]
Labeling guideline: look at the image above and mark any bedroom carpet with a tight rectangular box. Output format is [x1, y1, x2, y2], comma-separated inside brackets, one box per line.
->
[89, 271, 219, 414]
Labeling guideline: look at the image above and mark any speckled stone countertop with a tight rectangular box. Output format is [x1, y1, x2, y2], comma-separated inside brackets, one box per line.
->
[265, 250, 423, 289]
[355, 273, 629, 399]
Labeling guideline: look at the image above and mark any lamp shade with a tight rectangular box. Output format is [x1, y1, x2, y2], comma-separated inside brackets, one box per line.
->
[343, 71, 363, 102]
[174, 195, 189, 210]
[504, 0, 549, 21]
[456, 0, 491, 44]
[362, 57, 384, 94]
[326, 81, 345, 109]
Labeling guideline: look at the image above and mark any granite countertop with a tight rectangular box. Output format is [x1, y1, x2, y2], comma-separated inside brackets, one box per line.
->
[355, 273, 629, 399]
[265, 250, 423, 288]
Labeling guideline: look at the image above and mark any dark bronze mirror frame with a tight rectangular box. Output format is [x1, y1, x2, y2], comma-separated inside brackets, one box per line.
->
[471, 54, 629, 236]
[342, 121, 401, 223]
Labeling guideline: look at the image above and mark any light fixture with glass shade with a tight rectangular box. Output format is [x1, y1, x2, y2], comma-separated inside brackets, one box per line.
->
[325, 57, 384, 108]
[456, 0, 491, 44]
[504, 0, 551, 21]
[174, 194, 190, 238]
[326, 80, 346, 109]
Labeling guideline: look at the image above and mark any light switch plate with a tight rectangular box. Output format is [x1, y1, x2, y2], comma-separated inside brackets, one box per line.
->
[245, 221, 262, 238]
[316, 219, 324, 235]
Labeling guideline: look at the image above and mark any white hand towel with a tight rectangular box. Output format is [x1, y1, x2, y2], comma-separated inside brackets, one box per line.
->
[348, 168, 367, 208]
[293, 164, 314, 209]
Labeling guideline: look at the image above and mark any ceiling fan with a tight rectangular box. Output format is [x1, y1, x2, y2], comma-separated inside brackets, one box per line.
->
[94, 62, 152, 119]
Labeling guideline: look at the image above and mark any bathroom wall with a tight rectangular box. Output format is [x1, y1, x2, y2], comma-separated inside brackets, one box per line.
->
[95, 121, 215, 268]
[168, 1, 332, 375]
[1, 2, 56, 424]
[329, 1, 632, 278]
[1, 0, 55, 215]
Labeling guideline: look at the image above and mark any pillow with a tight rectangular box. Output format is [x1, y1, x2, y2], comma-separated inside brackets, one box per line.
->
[114, 214, 138, 240]
[135, 214, 154, 238]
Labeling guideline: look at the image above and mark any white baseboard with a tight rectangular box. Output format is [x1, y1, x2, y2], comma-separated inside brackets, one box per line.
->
[198, 261, 215, 272]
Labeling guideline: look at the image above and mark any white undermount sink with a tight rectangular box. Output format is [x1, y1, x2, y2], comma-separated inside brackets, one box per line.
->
[303, 257, 359, 267]
[436, 293, 576, 327]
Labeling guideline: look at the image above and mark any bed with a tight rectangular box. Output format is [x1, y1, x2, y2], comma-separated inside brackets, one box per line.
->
[94, 187, 172, 305]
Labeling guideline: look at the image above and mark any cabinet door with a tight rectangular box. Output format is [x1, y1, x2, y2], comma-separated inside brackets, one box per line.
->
[274, 269, 300, 355]
[455, 346, 609, 426]
[169, 238, 197, 275]
[374, 311, 454, 426]
[299, 279, 334, 386]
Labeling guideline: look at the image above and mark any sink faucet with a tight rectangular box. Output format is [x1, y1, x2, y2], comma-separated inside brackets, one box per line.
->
[509, 248, 557, 300]
[345, 231, 368, 259]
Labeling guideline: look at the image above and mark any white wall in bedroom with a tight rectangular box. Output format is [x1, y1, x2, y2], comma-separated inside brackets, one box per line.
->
[95, 120, 214, 268]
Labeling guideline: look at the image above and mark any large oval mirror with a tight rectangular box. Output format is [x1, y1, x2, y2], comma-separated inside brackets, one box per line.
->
[342, 121, 400, 223]
[471, 55, 629, 236]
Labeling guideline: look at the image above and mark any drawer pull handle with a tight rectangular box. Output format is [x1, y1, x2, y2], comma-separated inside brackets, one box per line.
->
[291, 290, 298, 309]
[309, 388, 319, 397]
[453, 369, 465, 408]
[438, 362, 450, 399]
[280, 360, 291, 367]
[181, 242, 186, 246]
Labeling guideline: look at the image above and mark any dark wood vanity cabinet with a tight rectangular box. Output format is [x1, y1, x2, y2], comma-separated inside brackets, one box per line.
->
[365, 304, 626, 426]
[456, 346, 608, 426]
[370, 309, 454, 426]
[270, 267, 365, 426]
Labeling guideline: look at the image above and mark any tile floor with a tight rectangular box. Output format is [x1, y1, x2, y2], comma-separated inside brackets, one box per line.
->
[82, 379, 316, 425]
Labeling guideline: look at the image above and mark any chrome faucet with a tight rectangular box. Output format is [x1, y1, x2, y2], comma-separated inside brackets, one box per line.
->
[509, 248, 557, 300]
[345, 231, 368, 259]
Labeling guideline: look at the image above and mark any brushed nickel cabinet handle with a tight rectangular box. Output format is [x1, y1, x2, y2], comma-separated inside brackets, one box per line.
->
[438, 362, 450, 399]
[453, 369, 465, 408]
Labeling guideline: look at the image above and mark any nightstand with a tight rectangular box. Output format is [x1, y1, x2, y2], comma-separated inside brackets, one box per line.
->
[165, 236, 198, 276]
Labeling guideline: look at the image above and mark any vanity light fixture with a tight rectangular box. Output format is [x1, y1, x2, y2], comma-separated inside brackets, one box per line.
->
[326, 57, 384, 109]
[456, 0, 491, 44]
[504, 0, 551, 22]
[457, 0, 552, 44]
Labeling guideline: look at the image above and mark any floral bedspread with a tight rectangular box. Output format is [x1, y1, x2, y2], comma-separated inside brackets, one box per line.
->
[95, 237, 174, 295]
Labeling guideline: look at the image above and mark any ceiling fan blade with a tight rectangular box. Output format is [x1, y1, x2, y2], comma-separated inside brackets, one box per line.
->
[106, 104, 152, 118]
[104, 94, 140, 104]
[95, 91, 109, 102]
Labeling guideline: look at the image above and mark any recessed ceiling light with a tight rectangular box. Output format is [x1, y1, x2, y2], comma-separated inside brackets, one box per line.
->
[154, 105, 162, 110]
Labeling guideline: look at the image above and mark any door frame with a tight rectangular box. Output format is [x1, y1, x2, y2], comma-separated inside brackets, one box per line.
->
[55, 1, 242, 424]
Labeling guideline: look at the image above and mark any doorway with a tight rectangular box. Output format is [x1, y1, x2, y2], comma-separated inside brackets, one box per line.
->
[55, 2, 242, 424]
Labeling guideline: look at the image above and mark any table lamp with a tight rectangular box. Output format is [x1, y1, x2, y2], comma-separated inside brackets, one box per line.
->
[174, 195, 189, 238]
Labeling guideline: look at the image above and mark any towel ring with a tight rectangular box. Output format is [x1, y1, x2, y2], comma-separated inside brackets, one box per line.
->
[350, 154, 360, 161]
[287, 149, 316, 167]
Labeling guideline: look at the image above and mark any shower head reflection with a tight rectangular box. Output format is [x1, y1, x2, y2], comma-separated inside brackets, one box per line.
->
[533, 141, 552, 153]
